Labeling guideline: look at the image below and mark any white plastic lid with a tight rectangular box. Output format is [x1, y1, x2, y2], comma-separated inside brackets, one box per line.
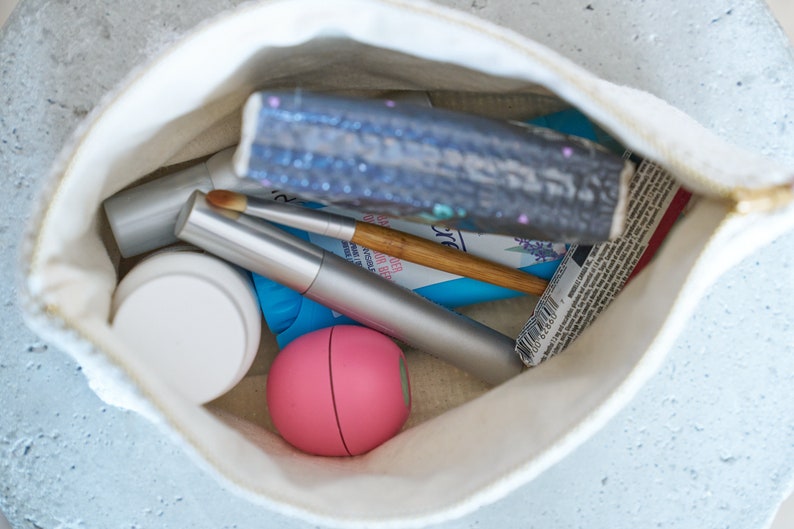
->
[111, 251, 262, 404]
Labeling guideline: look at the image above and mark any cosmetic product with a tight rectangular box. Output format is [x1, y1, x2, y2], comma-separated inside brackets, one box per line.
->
[238, 108, 605, 347]
[110, 249, 262, 404]
[253, 222, 565, 347]
[174, 191, 525, 385]
[103, 146, 269, 258]
[267, 325, 411, 456]
[233, 90, 634, 242]
[206, 190, 549, 296]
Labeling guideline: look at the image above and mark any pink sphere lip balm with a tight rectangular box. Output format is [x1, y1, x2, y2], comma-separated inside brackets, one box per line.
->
[266, 325, 411, 457]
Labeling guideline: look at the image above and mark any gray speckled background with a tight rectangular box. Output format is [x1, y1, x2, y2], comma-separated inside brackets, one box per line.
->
[1, 1, 793, 528]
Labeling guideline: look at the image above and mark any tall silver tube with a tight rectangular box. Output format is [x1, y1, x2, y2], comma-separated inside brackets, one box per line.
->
[175, 191, 524, 385]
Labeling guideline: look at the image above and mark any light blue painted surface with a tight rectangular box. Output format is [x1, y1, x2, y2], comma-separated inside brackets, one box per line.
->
[1, 1, 792, 527]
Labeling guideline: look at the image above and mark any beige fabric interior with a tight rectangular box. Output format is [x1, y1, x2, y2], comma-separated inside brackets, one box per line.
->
[20, 0, 794, 525]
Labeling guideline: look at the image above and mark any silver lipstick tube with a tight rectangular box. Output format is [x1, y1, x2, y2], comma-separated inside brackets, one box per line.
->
[175, 191, 524, 385]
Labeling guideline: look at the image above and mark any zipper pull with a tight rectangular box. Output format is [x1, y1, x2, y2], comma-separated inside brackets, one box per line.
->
[733, 179, 794, 214]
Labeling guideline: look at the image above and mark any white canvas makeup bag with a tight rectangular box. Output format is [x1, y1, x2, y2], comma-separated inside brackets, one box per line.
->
[18, 0, 794, 526]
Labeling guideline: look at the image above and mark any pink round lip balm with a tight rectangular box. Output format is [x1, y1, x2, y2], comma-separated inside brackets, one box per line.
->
[266, 325, 411, 457]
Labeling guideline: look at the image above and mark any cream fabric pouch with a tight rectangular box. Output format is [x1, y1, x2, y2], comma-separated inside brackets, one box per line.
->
[18, 0, 794, 526]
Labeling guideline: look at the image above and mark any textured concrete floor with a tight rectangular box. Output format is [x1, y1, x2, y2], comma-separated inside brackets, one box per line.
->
[1, 1, 793, 528]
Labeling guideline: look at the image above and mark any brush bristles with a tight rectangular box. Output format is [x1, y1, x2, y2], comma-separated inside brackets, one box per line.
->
[206, 190, 248, 212]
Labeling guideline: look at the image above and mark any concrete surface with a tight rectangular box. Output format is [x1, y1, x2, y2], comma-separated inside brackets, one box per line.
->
[1, 1, 793, 528]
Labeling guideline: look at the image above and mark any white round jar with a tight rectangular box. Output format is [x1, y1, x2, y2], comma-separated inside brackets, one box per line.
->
[111, 249, 262, 404]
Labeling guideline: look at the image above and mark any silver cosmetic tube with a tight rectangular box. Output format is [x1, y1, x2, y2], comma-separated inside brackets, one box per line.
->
[175, 191, 524, 385]
[237, 196, 357, 241]
[103, 147, 271, 258]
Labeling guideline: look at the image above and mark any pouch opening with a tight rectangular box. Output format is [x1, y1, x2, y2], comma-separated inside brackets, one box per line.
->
[25, 3, 701, 521]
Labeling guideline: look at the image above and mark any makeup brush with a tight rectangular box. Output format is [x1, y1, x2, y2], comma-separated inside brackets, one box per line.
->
[206, 190, 549, 296]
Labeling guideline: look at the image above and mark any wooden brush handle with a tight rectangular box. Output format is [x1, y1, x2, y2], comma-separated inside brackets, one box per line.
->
[351, 222, 548, 296]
